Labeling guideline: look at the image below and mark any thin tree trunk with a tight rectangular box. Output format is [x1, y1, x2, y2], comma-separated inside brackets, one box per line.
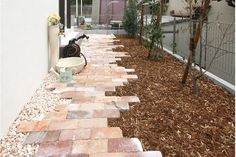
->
[148, 35, 155, 58]
[182, 0, 211, 84]
[139, 4, 144, 44]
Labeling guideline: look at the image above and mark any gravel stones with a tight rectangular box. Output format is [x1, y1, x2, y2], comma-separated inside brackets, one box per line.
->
[0, 72, 71, 156]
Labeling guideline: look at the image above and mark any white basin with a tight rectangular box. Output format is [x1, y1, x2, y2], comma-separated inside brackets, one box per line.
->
[56, 57, 85, 74]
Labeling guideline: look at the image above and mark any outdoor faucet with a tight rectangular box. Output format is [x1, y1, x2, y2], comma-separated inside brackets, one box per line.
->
[58, 32, 66, 37]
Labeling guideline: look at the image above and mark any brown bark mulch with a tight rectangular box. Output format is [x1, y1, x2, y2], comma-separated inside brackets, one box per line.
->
[108, 35, 235, 157]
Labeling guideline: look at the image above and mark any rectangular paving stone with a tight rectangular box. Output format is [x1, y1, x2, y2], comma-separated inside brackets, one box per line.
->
[60, 91, 76, 99]
[121, 75, 138, 79]
[72, 96, 95, 103]
[90, 151, 162, 157]
[24, 132, 46, 144]
[112, 72, 127, 76]
[67, 111, 93, 119]
[44, 111, 67, 120]
[48, 120, 79, 131]
[90, 127, 123, 139]
[67, 109, 120, 119]
[90, 153, 124, 157]
[67, 103, 105, 111]
[108, 138, 143, 153]
[78, 118, 107, 128]
[54, 104, 68, 112]
[120, 96, 140, 103]
[124, 69, 135, 73]
[75, 86, 96, 92]
[43, 131, 61, 143]
[96, 85, 116, 92]
[52, 87, 76, 94]
[65, 154, 89, 157]
[103, 82, 124, 87]
[59, 129, 90, 141]
[94, 96, 119, 103]
[105, 102, 129, 111]
[33, 120, 50, 132]
[112, 78, 128, 83]
[72, 139, 108, 154]
[36, 141, 72, 157]
[74, 91, 105, 97]
[96, 86, 116, 92]
[17, 121, 37, 133]
[93, 109, 120, 118]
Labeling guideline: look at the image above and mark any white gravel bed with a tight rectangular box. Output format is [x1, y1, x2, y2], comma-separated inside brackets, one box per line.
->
[0, 72, 71, 157]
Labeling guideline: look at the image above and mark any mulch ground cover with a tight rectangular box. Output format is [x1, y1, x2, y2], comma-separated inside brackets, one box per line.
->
[108, 35, 235, 157]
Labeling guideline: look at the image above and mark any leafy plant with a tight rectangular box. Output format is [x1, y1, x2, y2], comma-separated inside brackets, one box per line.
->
[123, 0, 138, 37]
[48, 13, 61, 26]
[145, 1, 164, 60]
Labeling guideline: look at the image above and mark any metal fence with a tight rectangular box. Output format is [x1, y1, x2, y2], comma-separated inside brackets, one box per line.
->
[160, 19, 235, 85]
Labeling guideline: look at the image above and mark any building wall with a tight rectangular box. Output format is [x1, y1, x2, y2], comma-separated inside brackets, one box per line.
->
[166, 0, 189, 16]
[208, 1, 235, 24]
[0, 0, 58, 138]
[92, 0, 100, 23]
[0, 0, 2, 138]
[100, 0, 126, 24]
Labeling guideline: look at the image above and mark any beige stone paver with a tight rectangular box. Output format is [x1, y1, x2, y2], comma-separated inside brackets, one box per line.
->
[17, 34, 162, 157]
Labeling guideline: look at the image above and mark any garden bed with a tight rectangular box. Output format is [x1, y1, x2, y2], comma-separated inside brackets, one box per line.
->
[108, 35, 235, 157]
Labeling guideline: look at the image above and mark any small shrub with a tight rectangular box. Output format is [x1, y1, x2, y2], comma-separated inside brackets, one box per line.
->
[123, 0, 138, 37]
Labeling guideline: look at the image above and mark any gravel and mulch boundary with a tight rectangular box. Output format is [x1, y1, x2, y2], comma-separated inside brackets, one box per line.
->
[108, 35, 235, 157]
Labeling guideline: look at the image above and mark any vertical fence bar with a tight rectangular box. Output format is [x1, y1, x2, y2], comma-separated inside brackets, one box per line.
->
[145, 15, 148, 38]
[199, 19, 203, 68]
[204, 17, 208, 68]
[173, 17, 176, 54]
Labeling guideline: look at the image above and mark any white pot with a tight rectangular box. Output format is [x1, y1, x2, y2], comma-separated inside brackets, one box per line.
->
[56, 57, 85, 74]
[48, 24, 59, 70]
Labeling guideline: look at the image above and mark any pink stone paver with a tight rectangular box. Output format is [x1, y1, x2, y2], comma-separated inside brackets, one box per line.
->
[59, 129, 91, 141]
[17, 34, 162, 157]
[36, 141, 72, 156]
[72, 139, 108, 154]
[108, 138, 143, 153]
[90, 127, 123, 139]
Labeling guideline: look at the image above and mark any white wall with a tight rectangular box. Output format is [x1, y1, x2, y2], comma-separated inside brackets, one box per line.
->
[92, 0, 100, 23]
[209, 1, 235, 24]
[166, 0, 189, 15]
[0, 0, 58, 138]
[0, 0, 2, 138]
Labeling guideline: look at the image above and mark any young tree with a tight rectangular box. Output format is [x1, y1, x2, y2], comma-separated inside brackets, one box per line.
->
[182, 0, 211, 86]
[181, 0, 234, 95]
[145, 0, 165, 60]
[123, 0, 138, 37]
[139, 2, 144, 44]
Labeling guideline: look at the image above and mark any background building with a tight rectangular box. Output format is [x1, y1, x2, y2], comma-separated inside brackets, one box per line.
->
[60, 0, 127, 28]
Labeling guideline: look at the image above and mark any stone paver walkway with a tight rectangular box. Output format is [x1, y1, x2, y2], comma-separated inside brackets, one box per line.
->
[17, 34, 162, 157]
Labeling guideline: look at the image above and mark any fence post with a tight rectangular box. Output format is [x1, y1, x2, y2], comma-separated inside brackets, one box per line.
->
[204, 17, 208, 68]
[173, 17, 176, 54]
